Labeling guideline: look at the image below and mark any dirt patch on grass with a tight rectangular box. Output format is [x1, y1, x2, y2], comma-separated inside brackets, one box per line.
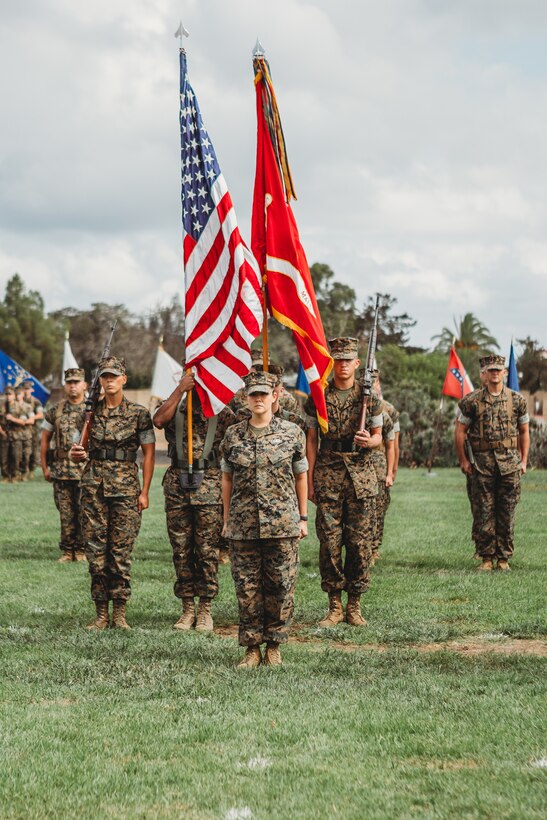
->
[213, 624, 546, 656]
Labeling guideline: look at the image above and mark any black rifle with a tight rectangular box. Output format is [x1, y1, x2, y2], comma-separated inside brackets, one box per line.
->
[357, 295, 380, 431]
[79, 321, 117, 449]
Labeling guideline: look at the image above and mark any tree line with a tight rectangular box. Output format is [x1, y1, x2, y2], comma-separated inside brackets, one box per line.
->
[1, 270, 545, 468]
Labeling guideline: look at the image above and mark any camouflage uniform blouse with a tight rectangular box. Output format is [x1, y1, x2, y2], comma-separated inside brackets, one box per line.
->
[163, 399, 235, 505]
[304, 381, 383, 499]
[80, 398, 155, 497]
[220, 416, 308, 540]
[42, 400, 87, 480]
[458, 386, 529, 476]
[6, 400, 34, 441]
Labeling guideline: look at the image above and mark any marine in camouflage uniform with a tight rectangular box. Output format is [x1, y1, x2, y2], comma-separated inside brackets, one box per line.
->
[154, 370, 236, 631]
[221, 371, 308, 668]
[369, 408, 396, 564]
[456, 354, 529, 571]
[0, 388, 15, 482]
[71, 356, 155, 629]
[22, 381, 44, 478]
[305, 338, 383, 627]
[3, 388, 35, 481]
[41, 368, 87, 563]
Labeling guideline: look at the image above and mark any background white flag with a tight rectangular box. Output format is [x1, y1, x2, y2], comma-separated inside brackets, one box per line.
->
[62, 332, 79, 384]
[151, 346, 183, 400]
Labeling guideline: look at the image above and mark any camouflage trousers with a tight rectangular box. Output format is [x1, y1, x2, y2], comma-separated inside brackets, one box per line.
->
[372, 484, 391, 554]
[0, 439, 30, 479]
[315, 471, 375, 595]
[0, 437, 9, 477]
[230, 537, 299, 646]
[469, 467, 521, 559]
[29, 428, 40, 472]
[80, 485, 141, 601]
[53, 479, 83, 554]
[466, 474, 480, 547]
[163, 474, 220, 599]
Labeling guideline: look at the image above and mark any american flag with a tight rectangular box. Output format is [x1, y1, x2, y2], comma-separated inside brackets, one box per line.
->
[179, 49, 263, 415]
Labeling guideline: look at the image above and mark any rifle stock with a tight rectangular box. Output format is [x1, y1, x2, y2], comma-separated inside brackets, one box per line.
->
[78, 320, 118, 449]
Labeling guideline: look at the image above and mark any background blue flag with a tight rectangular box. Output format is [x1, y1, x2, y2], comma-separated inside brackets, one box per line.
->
[507, 341, 519, 391]
[295, 362, 311, 396]
[0, 350, 50, 404]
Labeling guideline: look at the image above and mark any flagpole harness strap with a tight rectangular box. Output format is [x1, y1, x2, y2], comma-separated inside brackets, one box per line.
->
[174, 399, 219, 472]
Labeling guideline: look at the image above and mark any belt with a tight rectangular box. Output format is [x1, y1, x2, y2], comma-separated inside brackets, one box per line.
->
[320, 438, 358, 453]
[470, 437, 518, 453]
[90, 447, 137, 463]
[171, 456, 218, 470]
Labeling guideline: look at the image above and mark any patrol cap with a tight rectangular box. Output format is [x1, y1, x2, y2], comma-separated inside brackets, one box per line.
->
[243, 370, 278, 395]
[328, 337, 359, 360]
[22, 380, 33, 388]
[479, 354, 505, 371]
[4, 385, 15, 395]
[251, 349, 264, 366]
[98, 356, 126, 377]
[64, 367, 86, 382]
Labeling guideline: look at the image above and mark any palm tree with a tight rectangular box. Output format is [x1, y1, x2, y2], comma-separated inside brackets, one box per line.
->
[432, 313, 499, 384]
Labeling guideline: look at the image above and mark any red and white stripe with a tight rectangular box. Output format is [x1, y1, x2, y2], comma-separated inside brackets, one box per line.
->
[184, 174, 263, 415]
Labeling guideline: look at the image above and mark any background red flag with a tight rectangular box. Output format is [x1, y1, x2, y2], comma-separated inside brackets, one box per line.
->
[251, 54, 332, 431]
[442, 346, 474, 399]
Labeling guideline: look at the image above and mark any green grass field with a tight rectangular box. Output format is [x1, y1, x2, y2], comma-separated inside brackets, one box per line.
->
[1, 468, 545, 818]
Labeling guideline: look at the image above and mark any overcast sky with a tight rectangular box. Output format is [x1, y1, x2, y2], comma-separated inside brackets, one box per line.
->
[1, 0, 546, 353]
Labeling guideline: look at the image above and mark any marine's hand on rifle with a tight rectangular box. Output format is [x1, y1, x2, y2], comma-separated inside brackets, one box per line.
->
[70, 443, 87, 463]
[354, 429, 372, 448]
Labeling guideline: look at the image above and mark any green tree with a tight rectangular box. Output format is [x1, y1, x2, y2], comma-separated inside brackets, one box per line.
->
[516, 337, 547, 393]
[0, 274, 62, 382]
[432, 312, 499, 384]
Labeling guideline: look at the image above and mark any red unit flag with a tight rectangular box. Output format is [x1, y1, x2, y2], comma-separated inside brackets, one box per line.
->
[442, 346, 474, 399]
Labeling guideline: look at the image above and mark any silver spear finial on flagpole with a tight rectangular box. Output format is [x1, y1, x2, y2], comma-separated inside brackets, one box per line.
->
[174, 20, 190, 48]
[253, 37, 265, 58]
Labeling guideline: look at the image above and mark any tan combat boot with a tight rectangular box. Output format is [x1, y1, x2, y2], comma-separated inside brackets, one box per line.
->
[218, 547, 230, 565]
[1, 477, 9, 484]
[28, 470, 35, 480]
[173, 598, 195, 630]
[236, 645, 262, 669]
[264, 642, 282, 667]
[346, 594, 367, 626]
[73, 550, 87, 562]
[86, 600, 110, 630]
[57, 551, 73, 564]
[497, 560, 511, 572]
[318, 592, 344, 627]
[112, 600, 130, 629]
[477, 558, 494, 572]
[195, 598, 214, 632]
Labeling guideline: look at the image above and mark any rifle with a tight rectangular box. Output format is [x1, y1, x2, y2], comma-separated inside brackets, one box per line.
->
[357, 294, 380, 431]
[79, 321, 118, 450]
